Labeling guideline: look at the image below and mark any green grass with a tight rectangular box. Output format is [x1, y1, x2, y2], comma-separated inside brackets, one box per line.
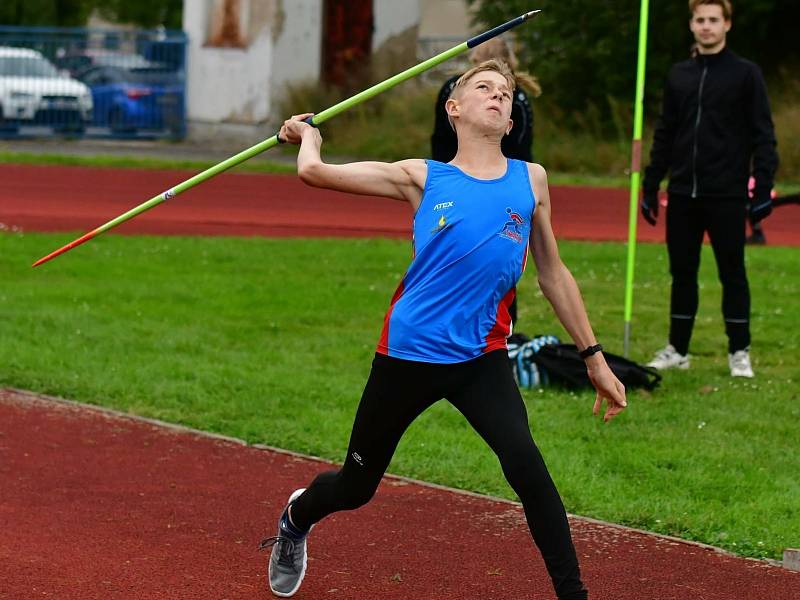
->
[0, 150, 296, 175]
[1, 232, 798, 560]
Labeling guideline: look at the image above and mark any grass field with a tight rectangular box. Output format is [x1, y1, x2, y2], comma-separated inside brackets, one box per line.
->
[1, 232, 798, 560]
[0, 150, 296, 176]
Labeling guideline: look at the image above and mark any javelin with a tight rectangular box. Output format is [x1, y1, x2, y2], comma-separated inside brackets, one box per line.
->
[32, 10, 542, 268]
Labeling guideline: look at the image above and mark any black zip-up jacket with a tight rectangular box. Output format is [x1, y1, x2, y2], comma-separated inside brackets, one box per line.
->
[430, 74, 534, 163]
[643, 47, 778, 203]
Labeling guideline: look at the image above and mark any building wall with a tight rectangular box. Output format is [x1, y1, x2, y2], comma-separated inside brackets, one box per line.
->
[373, 0, 419, 50]
[183, 0, 470, 127]
[183, 0, 273, 123]
[418, 0, 473, 38]
[184, 0, 322, 125]
[270, 0, 322, 107]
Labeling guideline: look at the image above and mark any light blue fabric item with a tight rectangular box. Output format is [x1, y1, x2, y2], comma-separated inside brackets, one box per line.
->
[508, 335, 561, 388]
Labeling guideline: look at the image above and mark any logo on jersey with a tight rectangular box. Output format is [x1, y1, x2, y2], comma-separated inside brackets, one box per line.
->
[431, 213, 448, 234]
[351, 451, 364, 466]
[498, 207, 525, 243]
[433, 201, 454, 211]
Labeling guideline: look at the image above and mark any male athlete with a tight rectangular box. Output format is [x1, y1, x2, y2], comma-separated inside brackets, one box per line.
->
[261, 59, 627, 600]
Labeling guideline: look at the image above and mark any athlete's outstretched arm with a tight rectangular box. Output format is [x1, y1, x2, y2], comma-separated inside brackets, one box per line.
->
[279, 114, 426, 209]
[527, 163, 627, 422]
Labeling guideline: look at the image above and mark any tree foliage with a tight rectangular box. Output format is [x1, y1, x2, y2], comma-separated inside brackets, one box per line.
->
[0, 0, 182, 29]
[0, 0, 94, 27]
[468, 1, 800, 127]
[95, 0, 183, 30]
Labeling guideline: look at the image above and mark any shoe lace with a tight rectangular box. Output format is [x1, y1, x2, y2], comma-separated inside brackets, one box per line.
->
[655, 347, 675, 361]
[258, 535, 298, 571]
[731, 351, 750, 369]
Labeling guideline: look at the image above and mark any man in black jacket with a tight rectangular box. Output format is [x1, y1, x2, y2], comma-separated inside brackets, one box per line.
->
[641, 0, 778, 378]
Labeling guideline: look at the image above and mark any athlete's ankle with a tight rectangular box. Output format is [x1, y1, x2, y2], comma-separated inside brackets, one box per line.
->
[281, 505, 309, 539]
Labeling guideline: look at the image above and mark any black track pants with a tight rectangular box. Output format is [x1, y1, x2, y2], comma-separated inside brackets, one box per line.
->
[666, 195, 750, 354]
[290, 350, 588, 600]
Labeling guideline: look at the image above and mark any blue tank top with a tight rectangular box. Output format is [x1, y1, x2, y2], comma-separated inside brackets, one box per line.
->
[377, 158, 536, 363]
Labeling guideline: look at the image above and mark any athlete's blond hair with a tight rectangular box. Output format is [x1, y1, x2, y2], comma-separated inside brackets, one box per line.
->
[450, 59, 517, 100]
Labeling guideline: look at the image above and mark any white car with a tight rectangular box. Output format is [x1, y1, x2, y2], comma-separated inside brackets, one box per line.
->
[0, 46, 93, 130]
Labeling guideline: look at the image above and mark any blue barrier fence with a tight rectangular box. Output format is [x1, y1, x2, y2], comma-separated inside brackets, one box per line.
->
[0, 26, 187, 139]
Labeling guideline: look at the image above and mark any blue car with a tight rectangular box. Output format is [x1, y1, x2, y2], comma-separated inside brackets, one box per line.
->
[77, 64, 185, 135]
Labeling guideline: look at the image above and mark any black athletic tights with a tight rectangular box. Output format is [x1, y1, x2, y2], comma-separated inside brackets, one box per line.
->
[289, 350, 588, 600]
[666, 195, 750, 354]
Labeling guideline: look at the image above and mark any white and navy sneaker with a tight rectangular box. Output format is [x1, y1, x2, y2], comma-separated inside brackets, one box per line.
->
[260, 488, 310, 597]
[729, 349, 754, 378]
[646, 344, 690, 370]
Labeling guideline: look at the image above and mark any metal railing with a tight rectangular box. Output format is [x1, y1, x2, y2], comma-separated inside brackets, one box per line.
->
[0, 25, 187, 139]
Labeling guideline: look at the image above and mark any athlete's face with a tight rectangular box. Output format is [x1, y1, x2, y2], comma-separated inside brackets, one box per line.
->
[446, 70, 514, 137]
[690, 4, 730, 54]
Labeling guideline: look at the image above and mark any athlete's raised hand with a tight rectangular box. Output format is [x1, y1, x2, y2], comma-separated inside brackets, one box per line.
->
[279, 113, 317, 144]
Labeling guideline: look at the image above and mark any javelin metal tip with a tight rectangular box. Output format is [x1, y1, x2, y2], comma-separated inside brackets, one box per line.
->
[523, 10, 542, 20]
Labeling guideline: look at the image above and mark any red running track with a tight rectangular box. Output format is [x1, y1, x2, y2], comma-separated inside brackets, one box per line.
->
[2, 389, 799, 600]
[2, 164, 799, 245]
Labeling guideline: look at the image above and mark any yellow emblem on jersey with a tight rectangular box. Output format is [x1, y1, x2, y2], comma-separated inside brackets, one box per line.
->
[431, 213, 448, 234]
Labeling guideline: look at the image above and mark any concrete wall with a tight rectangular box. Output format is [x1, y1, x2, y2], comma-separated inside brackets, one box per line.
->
[270, 0, 322, 100]
[373, 0, 419, 50]
[184, 0, 321, 126]
[183, 0, 470, 130]
[419, 0, 474, 38]
[184, 0, 274, 123]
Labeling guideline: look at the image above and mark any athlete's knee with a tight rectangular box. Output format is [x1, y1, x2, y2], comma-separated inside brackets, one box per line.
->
[329, 467, 381, 511]
[503, 461, 547, 496]
[348, 467, 386, 507]
[337, 485, 377, 511]
[499, 444, 555, 498]
[308, 469, 340, 490]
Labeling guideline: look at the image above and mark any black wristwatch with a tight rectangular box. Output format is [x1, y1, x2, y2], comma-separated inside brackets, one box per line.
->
[579, 344, 603, 359]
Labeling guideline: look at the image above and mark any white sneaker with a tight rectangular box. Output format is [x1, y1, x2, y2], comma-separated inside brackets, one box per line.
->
[261, 488, 310, 598]
[729, 349, 754, 378]
[646, 344, 690, 370]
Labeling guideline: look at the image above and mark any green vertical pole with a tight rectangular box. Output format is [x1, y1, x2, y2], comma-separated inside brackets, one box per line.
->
[623, 0, 650, 357]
